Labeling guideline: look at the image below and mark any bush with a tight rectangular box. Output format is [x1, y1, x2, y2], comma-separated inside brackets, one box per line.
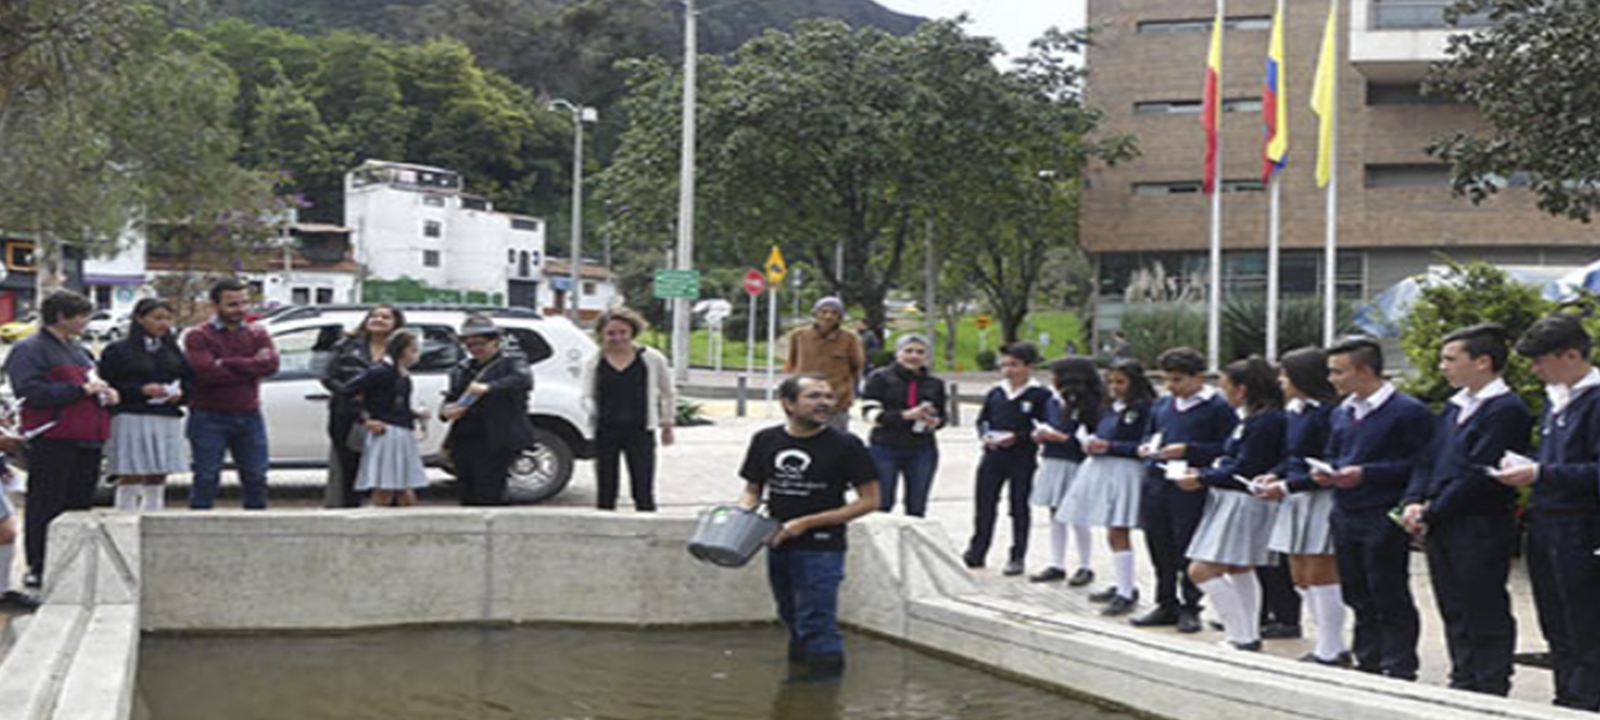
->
[1120, 304, 1206, 366]
[975, 349, 998, 371]
[1223, 295, 1355, 361]
[1399, 260, 1553, 407]
[676, 398, 711, 427]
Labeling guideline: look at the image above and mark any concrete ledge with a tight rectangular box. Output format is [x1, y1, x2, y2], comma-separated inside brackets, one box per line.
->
[49, 606, 138, 720]
[0, 606, 87, 720]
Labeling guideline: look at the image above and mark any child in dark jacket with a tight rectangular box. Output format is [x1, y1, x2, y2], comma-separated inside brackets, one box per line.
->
[99, 299, 194, 512]
[964, 343, 1052, 576]
[342, 332, 431, 507]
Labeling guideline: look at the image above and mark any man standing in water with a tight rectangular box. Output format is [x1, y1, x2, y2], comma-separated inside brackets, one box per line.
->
[740, 374, 880, 681]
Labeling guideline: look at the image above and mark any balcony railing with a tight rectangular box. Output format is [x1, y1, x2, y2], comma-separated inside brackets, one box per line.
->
[1372, 1, 1491, 29]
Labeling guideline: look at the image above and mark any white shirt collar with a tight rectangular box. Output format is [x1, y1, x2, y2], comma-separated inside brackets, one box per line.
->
[1112, 399, 1127, 413]
[995, 377, 1042, 401]
[1285, 397, 1320, 415]
[1342, 382, 1396, 421]
[1173, 385, 1217, 412]
[1547, 368, 1600, 414]
[1450, 377, 1509, 423]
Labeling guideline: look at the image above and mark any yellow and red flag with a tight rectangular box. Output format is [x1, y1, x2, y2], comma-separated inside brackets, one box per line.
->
[1202, 10, 1224, 194]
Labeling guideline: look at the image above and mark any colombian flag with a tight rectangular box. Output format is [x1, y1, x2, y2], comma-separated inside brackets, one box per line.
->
[1263, 0, 1289, 181]
[1202, 10, 1223, 195]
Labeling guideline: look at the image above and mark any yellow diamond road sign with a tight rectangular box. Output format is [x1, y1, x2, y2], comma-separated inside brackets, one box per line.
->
[765, 246, 787, 284]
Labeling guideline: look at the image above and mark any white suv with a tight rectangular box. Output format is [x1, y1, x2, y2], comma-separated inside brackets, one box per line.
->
[259, 305, 595, 503]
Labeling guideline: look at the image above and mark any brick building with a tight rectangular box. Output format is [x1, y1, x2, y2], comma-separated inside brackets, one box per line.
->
[1081, 0, 1600, 343]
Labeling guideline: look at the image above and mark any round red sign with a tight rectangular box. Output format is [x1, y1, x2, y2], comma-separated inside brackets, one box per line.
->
[742, 269, 766, 296]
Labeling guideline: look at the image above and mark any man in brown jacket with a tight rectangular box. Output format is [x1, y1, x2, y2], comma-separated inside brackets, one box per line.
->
[786, 297, 865, 431]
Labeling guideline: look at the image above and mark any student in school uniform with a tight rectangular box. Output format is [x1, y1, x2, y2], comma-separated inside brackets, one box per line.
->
[1134, 347, 1237, 634]
[1399, 324, 1531, 697]
[1028, 356, 1103, 587]
[964, 342, 1053, 576]
[1312, 337, 1433, 681]
[1062, 358, 1156, 616]
[1257, 347, 1349, 666]
[1500, 315, 1600, 710]
[1175, 357, 1287, 651]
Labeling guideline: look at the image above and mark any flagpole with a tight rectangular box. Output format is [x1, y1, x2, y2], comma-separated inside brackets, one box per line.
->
[1322, 2, 1340, 345]
[1207, 0, 1226, 373]
[1267, 175, 1281, 359]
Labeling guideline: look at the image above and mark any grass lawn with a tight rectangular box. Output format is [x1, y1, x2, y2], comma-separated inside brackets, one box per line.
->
[639, 309, 1084, 374]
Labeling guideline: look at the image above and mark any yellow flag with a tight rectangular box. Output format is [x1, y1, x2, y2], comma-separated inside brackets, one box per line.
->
[1311, 0, 1339, 188]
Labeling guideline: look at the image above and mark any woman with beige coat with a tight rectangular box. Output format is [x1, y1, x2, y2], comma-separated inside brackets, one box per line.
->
[581, 307, 676, 511]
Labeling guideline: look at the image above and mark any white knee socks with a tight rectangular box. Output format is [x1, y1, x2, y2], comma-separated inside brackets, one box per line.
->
[1199, 576, 1244, 643]
[0, 543, 14, 594]
[114, 485, 141, 512]
[1049, 522, 1068, 570]
[1112, 550, 1136, 599]
[1305, 584, 1349, 660]
[141, 486, 165, 512]
[1233, 572, 1262, 644]
[1072, 525, 1093, 571]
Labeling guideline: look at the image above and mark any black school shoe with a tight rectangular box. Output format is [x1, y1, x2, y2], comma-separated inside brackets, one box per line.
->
[1261, 622, 1303, 640]
[1130, 605, 1181, 628]
[1176, 610, 1204, 634]
[1300, 651, 1354, 667]
[1002, 560, 1025, 577]
[1029, 567, 1067, 583]
[0, 590, 41, 613]
[1067, 568, 1095, 587]
[1101, 593, 1138, 616]
[962, 550, 985, 569]
[1088, 586, 1119, 603]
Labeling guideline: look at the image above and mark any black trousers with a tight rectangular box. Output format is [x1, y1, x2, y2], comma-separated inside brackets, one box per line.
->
[24, 439, 102, 576]
[1331, 506, 1420, 680]
[453, 440, 515, 506]
[1140, 479, 1206, 612]
[1258, 555, 1302, 626]
[1427, 513, 1517, 696]
[1525, 513, 1600, 710]
[967, 451, 1035, 564]
[594, 424, 657, 511]
[325, 441, 363, 508]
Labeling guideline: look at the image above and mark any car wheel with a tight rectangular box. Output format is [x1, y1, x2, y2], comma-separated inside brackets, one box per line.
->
[504, 426, 574, 504]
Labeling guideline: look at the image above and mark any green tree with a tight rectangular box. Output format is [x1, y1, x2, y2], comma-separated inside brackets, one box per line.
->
[1398, 260, 1553, 405]
[1426, 0, 1600, 222]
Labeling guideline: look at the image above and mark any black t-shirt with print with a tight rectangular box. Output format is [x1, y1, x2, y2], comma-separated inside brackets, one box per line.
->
[739, 425, 877, 552]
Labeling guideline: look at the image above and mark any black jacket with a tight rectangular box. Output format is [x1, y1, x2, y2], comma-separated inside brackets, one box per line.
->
[321, 336, 380, 435]
[443, 349, 535, 454]
[860, 363, 947, 448]
[98, 336, 194, 417]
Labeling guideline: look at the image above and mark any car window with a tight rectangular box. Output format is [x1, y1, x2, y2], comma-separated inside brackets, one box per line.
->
[504, 328, 554, 365]
[413, 324, 464, 373]
[269, 324, 344, 380]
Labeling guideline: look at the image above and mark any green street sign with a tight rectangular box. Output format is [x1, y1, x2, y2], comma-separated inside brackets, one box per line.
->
[653, 269, 701, 300]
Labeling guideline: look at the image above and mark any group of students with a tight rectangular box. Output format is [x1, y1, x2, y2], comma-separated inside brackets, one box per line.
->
[937, 314, 1600, 710]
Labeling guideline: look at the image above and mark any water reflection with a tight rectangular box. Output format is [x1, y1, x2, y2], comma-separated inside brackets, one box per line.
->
[137, 627, 1131, 720]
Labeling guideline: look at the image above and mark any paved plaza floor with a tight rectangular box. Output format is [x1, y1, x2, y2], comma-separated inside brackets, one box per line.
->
[0, 399, 1563, 708]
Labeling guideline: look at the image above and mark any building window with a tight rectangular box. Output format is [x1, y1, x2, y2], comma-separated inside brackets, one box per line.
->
[582, 281, 597, 296]
[423, 195, 446, 208]
[1367, 82, 1453, 106]
[511, 218, 541, 232]
[1137, 16, 1271, 34]
[1133, 180, 1266, 195]
[292, 287, 310, 306]
[1099, 251, 1364, 300]
[461, 196, 490, 211]
[1365, 164, 1452, 189]
[423, 250, 441, 267]
[5, 242, 35, 271]
[1372, 0, 1491, 30]
[1135, 98, 1261, 115]
[508, 250, 517, 263]
[93, 286, 113, 309]
[316, 287, 334, 304]
[423, 220, 442, 238]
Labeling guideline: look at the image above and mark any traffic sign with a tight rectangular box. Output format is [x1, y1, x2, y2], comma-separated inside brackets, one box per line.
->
[974, 314, 993, 330]
[653, 269, 701, 300]
[742, 269, 766, 296]
[765, 246, 787, 284]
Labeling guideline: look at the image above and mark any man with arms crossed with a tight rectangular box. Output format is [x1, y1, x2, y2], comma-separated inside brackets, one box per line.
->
[740, 374, 879, 681]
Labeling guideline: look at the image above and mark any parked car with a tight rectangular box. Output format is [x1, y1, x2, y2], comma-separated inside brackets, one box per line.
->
[84, 310, 128, 342]
[0, 314, 37, 344]
[257, 305, 595, 503]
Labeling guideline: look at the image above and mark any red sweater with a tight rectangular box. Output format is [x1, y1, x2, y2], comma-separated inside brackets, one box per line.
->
[183, 320, 279, 413]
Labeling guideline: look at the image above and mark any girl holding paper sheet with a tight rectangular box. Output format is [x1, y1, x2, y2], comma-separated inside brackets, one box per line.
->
[1027, 356, 1103, 586]
[98, 298, 194, 512]
[1064, 358, 1155, 617]
[1175, 357, 1287, 651]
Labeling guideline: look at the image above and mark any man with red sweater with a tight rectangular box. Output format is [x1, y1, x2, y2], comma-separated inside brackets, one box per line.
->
[184, 279, 278, 509]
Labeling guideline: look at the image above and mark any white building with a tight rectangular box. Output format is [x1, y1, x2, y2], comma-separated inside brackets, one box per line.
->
[539, 258, 616, 322]
[83, 227, 151, 315]
[344, 160, 547, 305]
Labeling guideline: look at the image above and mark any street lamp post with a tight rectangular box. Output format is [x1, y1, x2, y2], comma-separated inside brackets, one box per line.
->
[670, 0, 699, 383]
[550, 99, 597, 320]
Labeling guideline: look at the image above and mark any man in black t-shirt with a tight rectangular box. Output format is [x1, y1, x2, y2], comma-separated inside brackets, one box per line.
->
[740, 374, 880, 681]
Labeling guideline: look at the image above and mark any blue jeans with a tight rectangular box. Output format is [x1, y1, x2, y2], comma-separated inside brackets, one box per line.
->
[187, 410, 269, 510]
[870, 443, 938, 517]
[767, 548, 846, 658]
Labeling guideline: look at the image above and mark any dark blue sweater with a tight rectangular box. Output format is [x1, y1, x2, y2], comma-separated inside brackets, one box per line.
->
[341, 362, 417, 430]
[976, 382, 1053, 456]
[98, 337, 194, 417]
[1531, 385, 1600, 516]
[1404, 392, 1532, 522]
[1039, 395, 1087, 462]
[1323, 390, 1435, 513]
[1095, 400, 1153, 458]
[1277, 402, 1335, 493]
[1146, 392, 1237, 490]
[1201, 410, 1288, 492]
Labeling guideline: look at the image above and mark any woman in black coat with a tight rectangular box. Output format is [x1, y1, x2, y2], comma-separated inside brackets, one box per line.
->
[441, 315, 534, 506]
[320, 304, 406, 508]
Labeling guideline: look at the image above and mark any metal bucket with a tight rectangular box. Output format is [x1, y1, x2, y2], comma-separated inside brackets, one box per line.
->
[687, 505, 781, 568]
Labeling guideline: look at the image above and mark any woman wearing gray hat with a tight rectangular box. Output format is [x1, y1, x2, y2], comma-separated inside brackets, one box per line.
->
[440, 315, 535, 505]
[859, 334, 947, 516]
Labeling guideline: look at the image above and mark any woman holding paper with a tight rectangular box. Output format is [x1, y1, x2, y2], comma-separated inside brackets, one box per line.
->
[98, 298, 194, 512]
[1175, 357, 1287, 651]
[1063, 358, 1155, 617]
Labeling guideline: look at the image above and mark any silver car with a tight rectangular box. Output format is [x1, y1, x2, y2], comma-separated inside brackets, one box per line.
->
[259, 305, 595, 503]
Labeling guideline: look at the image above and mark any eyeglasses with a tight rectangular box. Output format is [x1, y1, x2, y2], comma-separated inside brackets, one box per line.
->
[463, 338, 494, 349]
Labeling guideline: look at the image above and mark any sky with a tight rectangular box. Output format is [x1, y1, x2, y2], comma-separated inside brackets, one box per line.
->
[876, 0, 1089, 61]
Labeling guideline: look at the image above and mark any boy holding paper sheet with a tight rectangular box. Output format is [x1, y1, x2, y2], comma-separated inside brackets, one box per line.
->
[1400, 324, 1530, 697]
[1315, 337, 1433, 681]
[964, 342, 1052, 576]
[1504, 315, 1600, 710]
